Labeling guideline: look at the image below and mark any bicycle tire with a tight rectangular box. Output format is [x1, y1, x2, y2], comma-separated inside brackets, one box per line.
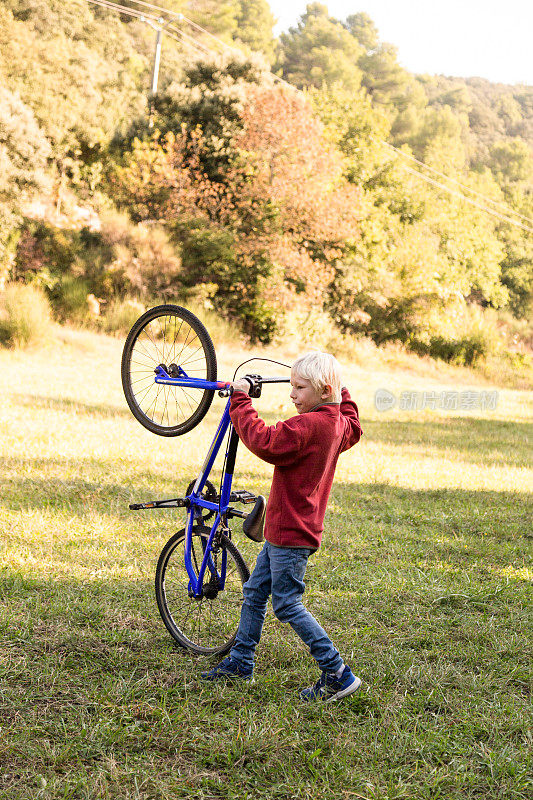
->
[121, 304, 217, 436]
[155, 525, 250, 656]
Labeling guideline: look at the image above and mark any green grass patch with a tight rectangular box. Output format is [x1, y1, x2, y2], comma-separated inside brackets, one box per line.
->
[0, 328, 531, 799]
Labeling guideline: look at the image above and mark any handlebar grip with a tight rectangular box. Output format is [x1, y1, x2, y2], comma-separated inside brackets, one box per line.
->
[245, 375, 262, 398]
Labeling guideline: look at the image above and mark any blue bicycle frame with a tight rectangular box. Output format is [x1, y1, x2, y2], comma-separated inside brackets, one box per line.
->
[152, 366, 288, 599]
[184, 397, 236, 598]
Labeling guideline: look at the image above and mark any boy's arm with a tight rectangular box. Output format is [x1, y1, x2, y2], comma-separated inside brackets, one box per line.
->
[229, 391, 307, 466]
[340, 387, 363, 451]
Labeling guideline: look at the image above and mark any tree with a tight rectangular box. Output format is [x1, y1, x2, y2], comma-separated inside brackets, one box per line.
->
[488, 139, 532, 186]
[0, 84, 50, 282]
[434, 86, 473, 115]
[234, 0, 276, 63]
[408, 106, 467, 171]
[235, 84, 361, 303]
[111, 76, 363, 341]
[359, 43, 410, 107]
[277, 3, 363, 92]
[187, 0, 239, 42]
[309, 79, 510, 349]
[498, 216, 533, 318]
[345, 12, 378, 51]
[147, 51, 272, 181]
[308, 84, 391, 186]
[0, 3, 148, 152]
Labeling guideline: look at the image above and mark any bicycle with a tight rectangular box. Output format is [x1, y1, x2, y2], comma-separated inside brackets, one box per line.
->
[121, 304, 290, 656]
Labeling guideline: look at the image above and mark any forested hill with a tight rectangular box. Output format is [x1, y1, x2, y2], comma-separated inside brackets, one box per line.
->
[1, 0, 532, 367]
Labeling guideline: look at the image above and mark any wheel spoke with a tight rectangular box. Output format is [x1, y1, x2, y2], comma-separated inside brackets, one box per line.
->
[173, 326, 196, 368]
[122, 304, 216, 436]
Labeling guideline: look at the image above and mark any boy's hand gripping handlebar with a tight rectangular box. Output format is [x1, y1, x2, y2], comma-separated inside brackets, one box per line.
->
[218, 374, 289, 399]
[218, 374, 261, 398]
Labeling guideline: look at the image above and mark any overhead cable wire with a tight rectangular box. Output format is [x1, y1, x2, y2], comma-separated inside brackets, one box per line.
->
[87, 0, 160, 24]
[110, 0, 184, 19]
[120, 0, 297, 89]
[178, 15, 243, 55]
[401, 165, 533, 233]
[87, 0, 212, 56]
[87, 0, 223, 57]
[166, 23, 220, 56]
[166, 26, 214, 57]
[177, 13, 295, 89]
[105, 0, 240, 57]
[379, 138, 533, 226]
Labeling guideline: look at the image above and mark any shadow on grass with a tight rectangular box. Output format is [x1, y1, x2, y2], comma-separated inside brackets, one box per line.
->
[362, 417, 533, 469]
[0, 455, 270, 517]
[259, 410, 533, 468]
[2, 449, 531, 551]
[1, 562, 530, 800]
[329, 482, 533, 539]
[10, 392, 131, 419]
[1, 568, 271, 685]
[1, 455, 144, 515]
[321, 480, 533, 582]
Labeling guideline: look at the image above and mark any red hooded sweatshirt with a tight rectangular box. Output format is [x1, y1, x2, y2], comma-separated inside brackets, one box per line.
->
[229, 388, 362, 550]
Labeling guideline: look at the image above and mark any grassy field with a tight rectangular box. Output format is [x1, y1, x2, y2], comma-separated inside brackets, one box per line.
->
[1, 325, 532, 800]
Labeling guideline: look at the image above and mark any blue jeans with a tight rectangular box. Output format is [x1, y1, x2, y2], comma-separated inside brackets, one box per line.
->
[230, 541, 343, 673]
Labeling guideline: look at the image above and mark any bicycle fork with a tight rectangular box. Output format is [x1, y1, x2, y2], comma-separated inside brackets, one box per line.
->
[184, 401, 239, 598]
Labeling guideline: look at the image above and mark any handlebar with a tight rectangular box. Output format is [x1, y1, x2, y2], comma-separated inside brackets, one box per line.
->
[153, 365, 289, 397]
[218, 374, 290, 398]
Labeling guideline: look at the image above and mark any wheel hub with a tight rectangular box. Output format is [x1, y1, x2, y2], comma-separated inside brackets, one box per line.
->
[202, 575, 220, 600]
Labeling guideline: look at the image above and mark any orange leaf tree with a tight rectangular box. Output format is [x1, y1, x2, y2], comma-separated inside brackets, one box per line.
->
[111, 79, 362, 342]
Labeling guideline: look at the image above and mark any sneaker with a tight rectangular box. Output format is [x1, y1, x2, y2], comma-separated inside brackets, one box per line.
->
[299, 666, 361, 702]
[200, 656, 254, 682]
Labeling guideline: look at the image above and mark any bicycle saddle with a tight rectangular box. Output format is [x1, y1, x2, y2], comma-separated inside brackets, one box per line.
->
[243, 495, 266, 542]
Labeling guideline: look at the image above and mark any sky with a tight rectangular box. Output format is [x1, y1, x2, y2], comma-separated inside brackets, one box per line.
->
[267, 0, 532, 86]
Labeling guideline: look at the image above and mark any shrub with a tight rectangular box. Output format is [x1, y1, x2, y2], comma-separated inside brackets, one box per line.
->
[181, 299, 242, 346]
[424, 333, 489, 366]
[101, 297, 145, 335]
[52, 275, 92, 324]
[409, 305, 502, 366]
[99, 210, 183, 298]
[15, 214, 184, 320]
[281, 308, 352, 355]
[0, 283, 53, 347]
[496, 309, 533, 352]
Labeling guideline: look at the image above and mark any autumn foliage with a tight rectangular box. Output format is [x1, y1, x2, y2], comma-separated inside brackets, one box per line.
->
[3, 1, 532, 363]
[111, 84, 361, 340]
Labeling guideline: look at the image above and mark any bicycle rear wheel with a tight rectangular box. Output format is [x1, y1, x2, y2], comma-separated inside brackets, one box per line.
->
[155, 525, 249, 656]
[121, 304, 217, 436]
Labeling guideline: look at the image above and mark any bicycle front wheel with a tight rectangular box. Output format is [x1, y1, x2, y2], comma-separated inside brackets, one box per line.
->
[155, 525, 249, 656]
[121, 304, 217, 436]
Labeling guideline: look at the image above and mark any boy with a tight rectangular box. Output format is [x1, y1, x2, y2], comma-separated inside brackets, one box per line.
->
[201, 351, 363, 702]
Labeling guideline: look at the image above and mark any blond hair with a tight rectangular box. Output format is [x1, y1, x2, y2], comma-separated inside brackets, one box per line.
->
[292, 351, 343, 403]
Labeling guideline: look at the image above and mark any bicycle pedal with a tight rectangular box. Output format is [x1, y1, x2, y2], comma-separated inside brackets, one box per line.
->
[229, 490, 257, 504]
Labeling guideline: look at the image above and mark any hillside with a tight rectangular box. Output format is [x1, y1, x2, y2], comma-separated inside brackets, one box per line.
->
[1, 0, 532, 376]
